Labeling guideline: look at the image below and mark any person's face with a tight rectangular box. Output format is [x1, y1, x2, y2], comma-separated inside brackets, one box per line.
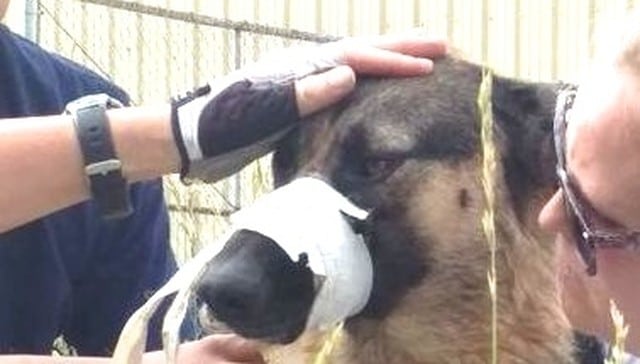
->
[538, 68, 640, 351]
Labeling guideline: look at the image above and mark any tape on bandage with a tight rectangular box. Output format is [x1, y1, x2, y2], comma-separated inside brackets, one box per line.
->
[231, 177, 373, 330]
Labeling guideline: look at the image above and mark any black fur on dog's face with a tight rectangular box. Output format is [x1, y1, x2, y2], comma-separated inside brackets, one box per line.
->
[195, 56, 560, 345]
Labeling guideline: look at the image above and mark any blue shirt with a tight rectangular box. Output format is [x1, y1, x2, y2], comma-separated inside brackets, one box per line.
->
[0, 25, 177, 355]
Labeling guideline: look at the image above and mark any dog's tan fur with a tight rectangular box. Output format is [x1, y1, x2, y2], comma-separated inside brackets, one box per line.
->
[202, 57, 581, 363]
[262, 158, 574, 364]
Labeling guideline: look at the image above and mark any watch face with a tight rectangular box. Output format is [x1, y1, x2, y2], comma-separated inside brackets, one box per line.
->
[65, 93, 123, 115]
[106, 95, 124, 108]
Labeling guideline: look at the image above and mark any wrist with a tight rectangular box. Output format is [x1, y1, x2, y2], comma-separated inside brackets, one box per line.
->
[170, 84, 212, 178]
[108, 104, 181, 182]
[66, 94, 132, 219]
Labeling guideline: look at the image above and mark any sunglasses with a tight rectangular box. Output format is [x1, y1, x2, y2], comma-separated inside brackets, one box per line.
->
[553, 85, 640, 276]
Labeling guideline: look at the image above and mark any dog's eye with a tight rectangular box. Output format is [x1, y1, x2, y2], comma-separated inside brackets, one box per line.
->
[361, 157, 401, 181]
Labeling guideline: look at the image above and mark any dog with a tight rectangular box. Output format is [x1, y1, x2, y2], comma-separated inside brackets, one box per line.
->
[194, 56, 606, 363]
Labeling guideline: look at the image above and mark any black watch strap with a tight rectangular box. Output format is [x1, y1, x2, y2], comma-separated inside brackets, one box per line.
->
[66, 94, 133, 220]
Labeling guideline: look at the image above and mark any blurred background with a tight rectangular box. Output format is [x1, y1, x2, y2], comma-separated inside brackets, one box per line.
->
[4, 0, 639, 264]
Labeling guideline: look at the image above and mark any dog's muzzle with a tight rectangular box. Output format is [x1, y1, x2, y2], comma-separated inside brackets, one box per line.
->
[196, 229, 315, 343]
[195, 177, 373, 343]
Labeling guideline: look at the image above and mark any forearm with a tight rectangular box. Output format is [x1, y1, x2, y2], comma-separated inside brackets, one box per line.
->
[0, 355, 112, 364]
[0, 351, 167, 364]
[109, 105, 180, 181]
[0, 104, 180, 232]
[0, 35, 446, 233]
[0, 336, 262, 364]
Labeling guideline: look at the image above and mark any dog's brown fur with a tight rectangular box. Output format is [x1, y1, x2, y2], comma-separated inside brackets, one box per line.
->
[261, 56, 578, 363]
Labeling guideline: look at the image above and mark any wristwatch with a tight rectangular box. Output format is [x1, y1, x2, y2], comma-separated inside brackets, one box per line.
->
[65, 93, 133, 220]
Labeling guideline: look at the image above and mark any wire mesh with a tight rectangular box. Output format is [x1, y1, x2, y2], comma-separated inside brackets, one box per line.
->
[35, 0, 337, 263]
[32, 0, 640, 263]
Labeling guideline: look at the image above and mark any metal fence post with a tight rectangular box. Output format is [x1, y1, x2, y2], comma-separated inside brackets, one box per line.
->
[41, 0, 338, 230]
[233, 28, 243, 209]
[24, 0, 39, 41]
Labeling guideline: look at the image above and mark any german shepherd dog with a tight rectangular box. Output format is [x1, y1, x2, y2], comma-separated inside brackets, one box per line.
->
[195, 56, 605, 363]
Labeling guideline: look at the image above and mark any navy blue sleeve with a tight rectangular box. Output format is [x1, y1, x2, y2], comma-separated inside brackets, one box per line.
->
[0, 25, 183, 355]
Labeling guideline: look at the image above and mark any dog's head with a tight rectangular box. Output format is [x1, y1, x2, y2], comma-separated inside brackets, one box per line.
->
[195, 57, 574, 361]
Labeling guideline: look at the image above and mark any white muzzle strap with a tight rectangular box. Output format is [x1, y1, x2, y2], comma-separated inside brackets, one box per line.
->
[232, 177, 373, 330]
[112, 177, 372, 364]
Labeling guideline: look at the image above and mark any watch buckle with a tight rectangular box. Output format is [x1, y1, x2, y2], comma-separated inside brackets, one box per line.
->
[85, 159, 122, 176]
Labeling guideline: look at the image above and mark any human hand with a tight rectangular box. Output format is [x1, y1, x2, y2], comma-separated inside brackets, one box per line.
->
[143, 335, 265, 364]
[171, 34, 447, 182]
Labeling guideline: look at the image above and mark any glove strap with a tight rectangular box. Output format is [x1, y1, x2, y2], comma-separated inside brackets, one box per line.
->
[170, 84, 211, 179]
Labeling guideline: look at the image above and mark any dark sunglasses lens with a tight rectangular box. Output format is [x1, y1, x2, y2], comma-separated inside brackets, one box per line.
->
[563, 195, 597, 275]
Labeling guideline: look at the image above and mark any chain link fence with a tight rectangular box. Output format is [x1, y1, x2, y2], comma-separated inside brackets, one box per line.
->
[30, 0, 640, 263]
[35, 0, 340, 263]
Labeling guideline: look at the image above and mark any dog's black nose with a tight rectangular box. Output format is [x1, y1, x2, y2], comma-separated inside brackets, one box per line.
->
[196, 229, 315, 344]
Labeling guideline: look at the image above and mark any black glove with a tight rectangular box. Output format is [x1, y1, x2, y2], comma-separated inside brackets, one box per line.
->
[171, 42, 345, 182]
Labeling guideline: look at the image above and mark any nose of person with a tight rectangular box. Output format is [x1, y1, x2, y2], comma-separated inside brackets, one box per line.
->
[538, 189, 569, 236]
[539, 189, 588, 268]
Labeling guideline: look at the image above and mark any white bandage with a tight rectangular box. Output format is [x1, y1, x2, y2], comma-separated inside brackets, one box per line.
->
[113, 177, 372, 364]
[231, 177, 373, 330]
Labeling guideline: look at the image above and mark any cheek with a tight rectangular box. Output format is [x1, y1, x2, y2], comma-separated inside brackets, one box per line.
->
[556, 234, 586, 275]
[597, 249, 640, 273]
[556, 236, 611, 335]
[594, 249, 640, 307]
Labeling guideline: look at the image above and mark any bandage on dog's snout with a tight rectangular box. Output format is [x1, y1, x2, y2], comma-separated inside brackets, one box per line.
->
[231, 177, 373, 330]
[112, 177, 372, 364]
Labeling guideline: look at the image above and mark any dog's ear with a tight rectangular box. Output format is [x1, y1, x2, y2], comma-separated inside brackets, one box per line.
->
[272, 128, 302, 187]
[491, 76, 560, 209]
[272, 104, 345, 188]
